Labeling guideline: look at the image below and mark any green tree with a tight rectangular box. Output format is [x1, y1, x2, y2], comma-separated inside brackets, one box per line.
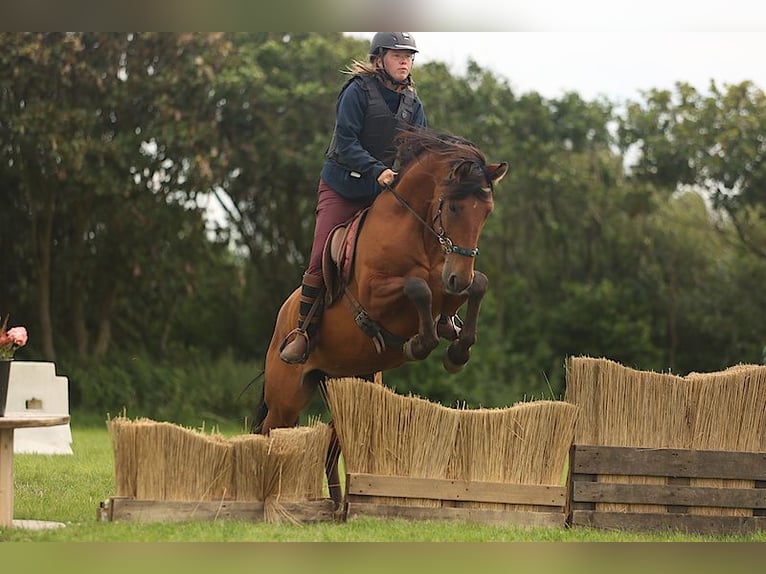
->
[618, 81, 766, 371]
[203, 33, 371, 352]
[0, 32, 236, 360]
[620, 81, 766, 257]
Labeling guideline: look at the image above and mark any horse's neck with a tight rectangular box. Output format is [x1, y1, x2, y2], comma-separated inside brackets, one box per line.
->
[379, 167, 436, 220]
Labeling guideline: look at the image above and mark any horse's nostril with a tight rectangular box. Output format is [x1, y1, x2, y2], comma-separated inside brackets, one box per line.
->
[446, 272, 474, 294]
[448, 274, 464, 294]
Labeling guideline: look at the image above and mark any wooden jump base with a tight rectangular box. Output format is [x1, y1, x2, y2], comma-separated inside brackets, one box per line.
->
[345, 473, 567, 527]
[568, 445, 766, 534]
[98, 497, 337, 524]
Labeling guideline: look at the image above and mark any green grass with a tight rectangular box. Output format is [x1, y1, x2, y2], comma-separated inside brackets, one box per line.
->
[3, 421, 766, 542]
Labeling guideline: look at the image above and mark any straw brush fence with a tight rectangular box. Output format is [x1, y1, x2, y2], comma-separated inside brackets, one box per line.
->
[97, 358, 766, 533]
[324, 377, 578, 526]
[565, 357, 766, 533]
[100, 417, 335, 524]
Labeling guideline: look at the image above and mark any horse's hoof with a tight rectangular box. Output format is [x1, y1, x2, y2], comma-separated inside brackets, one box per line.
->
[438, 331, 458, 342]
[443, 349, 467, 374]
[332, 502, 346, 522]
[436, 317, 461, 341]
[403, 339, 417, 361]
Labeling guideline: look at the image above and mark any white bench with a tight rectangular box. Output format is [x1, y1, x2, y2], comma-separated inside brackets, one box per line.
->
[7, 361, 73, 455]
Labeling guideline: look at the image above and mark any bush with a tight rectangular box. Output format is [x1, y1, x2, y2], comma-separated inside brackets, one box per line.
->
[61, 351, 263, 428]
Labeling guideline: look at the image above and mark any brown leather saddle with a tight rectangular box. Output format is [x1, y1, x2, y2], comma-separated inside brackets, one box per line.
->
[321, 207, 370, 307]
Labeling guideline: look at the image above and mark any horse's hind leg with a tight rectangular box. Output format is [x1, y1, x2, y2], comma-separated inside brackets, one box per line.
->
[311, 374, 344, 510]
[444, 271, 488, 373]
[322, 375, 379, 511]
[402, 276, 440, 361]
[325, 422, 343, 511]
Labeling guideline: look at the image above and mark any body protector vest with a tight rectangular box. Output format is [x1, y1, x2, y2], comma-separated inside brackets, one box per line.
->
[326, 74, 416, 168]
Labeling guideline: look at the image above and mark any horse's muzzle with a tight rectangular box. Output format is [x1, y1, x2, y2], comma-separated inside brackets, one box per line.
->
[443, 270, 474, 295]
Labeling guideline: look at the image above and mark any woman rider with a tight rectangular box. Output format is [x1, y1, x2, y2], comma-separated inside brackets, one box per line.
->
[280, 32, 459, 364]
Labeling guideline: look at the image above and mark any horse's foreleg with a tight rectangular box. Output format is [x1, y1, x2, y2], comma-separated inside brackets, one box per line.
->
[402, 276, 439, 361]
[443, 271, 488, 373]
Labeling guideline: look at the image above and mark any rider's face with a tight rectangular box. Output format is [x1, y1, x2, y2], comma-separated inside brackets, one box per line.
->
[381, 49, 415, 83]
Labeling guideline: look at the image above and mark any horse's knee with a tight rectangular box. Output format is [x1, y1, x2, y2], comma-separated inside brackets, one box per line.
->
[469, 271, 488, 298]
[403, 276, 432, 306]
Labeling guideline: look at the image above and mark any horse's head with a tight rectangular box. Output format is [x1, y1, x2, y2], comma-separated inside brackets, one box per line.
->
[435, 157, 508, 294]
[393, 126, 508, 295]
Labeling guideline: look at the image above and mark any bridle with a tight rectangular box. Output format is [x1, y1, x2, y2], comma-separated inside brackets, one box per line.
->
[382, 180, 486, 258]
[431, 196, 480, 258]
[343, 169, 488, 354]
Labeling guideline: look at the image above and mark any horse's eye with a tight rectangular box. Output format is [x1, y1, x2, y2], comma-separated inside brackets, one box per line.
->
[448, 202, 459, 214]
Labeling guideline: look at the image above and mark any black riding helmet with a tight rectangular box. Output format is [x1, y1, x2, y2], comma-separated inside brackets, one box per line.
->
[369, 33, 418, 87]
[368, 32, 419, 61]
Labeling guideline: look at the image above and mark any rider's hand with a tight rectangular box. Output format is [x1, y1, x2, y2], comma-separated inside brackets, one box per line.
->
[377, 169, 397, 187]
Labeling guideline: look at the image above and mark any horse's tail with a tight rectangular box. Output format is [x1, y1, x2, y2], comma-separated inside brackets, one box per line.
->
[237, 370, 268, 434]
[250, 380, 268, 434]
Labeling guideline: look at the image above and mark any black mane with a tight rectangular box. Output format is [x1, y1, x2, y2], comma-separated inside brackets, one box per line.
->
[395, 125, 485, 167]
[394, 126, 492, 199]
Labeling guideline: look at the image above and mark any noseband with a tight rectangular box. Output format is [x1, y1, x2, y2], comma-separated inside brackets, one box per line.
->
[431, 196, 480, 257]
[383, 184, 481, 258]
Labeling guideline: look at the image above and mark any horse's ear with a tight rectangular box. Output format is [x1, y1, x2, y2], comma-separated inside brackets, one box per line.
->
[487, 162, 509, 185]
[452, 160, 474, 180]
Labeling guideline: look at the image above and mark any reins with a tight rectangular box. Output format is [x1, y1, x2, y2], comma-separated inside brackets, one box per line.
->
[341, 157, 489, 354]
[382, 183, 480, 258]
[341, 180, 481, 355]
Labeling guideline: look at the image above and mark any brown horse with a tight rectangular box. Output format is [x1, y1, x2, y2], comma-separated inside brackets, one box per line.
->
[252, 126, 508, 504]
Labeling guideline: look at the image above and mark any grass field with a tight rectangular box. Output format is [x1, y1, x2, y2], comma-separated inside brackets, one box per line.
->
[3, 418, 766, 542]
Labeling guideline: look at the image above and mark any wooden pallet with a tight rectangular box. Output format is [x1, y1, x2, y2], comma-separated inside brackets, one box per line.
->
[345, 473, 567, 527]
[99, 497, 338, 524]
[568, 445, 766, 534]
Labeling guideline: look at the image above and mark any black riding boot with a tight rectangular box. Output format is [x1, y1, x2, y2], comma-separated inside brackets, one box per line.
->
[279, 273, 325, 364]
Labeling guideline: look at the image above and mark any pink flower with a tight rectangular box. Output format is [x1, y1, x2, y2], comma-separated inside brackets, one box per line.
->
[7, 327, 27, 347]
[0, 315, 28, 359]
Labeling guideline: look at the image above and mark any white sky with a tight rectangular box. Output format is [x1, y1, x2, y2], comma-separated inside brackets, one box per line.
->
[348, 6, 766, 102]
[414, 32, 766, 103]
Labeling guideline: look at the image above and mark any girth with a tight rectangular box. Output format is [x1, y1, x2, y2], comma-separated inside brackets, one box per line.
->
[342, 287, 407, 354]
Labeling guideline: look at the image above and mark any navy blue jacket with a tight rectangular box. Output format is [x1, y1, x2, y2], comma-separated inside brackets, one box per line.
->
[320, 75, 426, 202]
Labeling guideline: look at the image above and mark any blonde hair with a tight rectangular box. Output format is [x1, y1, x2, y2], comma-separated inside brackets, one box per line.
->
[343, 59, 377, 77]
[342, 59, 416, 88]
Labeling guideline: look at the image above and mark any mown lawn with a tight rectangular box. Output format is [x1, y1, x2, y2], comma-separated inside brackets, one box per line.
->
[3, 420, 766, 542]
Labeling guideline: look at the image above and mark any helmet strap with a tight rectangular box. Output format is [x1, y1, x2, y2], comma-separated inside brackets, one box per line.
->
[382, 69, 411, 90]
[375, 53, 412, 91]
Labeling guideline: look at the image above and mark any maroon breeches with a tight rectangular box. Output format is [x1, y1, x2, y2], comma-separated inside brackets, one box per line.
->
[306, 179, 374, 276]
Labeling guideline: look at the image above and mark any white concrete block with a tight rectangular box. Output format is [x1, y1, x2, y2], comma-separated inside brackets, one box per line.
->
[7, 361, 73, 455]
